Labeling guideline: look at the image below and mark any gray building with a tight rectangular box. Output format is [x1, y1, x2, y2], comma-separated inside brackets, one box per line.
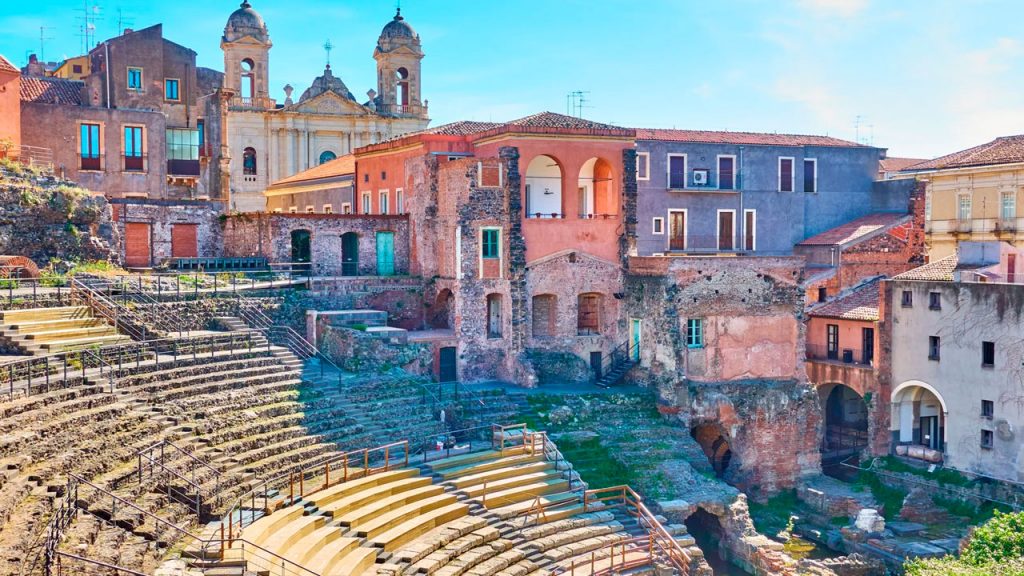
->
[634, 129, 900, 256]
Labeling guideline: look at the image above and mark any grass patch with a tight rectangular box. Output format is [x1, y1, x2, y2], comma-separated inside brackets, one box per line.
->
[747, 489, 801, 537]
[857, 471, 908, 520]
[879, 456, 973, 488]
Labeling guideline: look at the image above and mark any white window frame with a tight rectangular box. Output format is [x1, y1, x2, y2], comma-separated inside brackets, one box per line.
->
[479, 226, 503, 279]
[379, 190, 389, 215]
[958, 193, 972, 221]
[743, 208, 756, 251]
[272, 208, 283, 214]
[636, 152, 650, 181]
[716, 154, 737, 190]
[395, 188, 404, 214]
[288, 206, 298, 214]
[1001, 191, 1016, 220]
[778, 156, 795, 192]
[667, 153, 688, 190]
[341, 202, 352, 214]
[716, 209, 736, 250]
[803, 158, 818, 193]
[652, 217, 665, 235]
[305, 205, 315, 214]
[476, 162, 504, 188]
[361, 191, 371, 215]
[666, 208, 688, 251]
[323, 204, 333, 214]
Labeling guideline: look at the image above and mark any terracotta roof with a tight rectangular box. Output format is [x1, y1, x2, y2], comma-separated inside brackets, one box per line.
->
[505, 112, 624, 132]
[810, 277, 882, 321]
[268, 154, 355, 188]
[19, 76, 82, 105]
[427, 120, 503, 136]
[635, 128, 863, 148]
[893, 255, 959, 281]
[798, 213, 910, 247]
[903, 135, 1024, 171]
[879, 157, 926, 172]
[0, 55, 18, 74]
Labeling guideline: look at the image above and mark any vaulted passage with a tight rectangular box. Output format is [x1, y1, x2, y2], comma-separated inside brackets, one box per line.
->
[691, 424, 734, 478]
[819, 384, 869, 466]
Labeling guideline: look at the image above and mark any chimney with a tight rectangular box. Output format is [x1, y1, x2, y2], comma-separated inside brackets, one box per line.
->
[124, 28, 133, 35]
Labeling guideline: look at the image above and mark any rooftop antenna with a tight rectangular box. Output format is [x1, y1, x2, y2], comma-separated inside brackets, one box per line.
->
[854, 114, 864, 144]
[39, 26, 55, 62]
[75, 2, 103, 53]
[566, 90, 591, 118]
[116, 8, 135, 36]
[323, 39, 333, 67]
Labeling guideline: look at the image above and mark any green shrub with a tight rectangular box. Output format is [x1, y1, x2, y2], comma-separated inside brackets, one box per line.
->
[961, 511, 1024, 565]
[905, 557, 1024, 576]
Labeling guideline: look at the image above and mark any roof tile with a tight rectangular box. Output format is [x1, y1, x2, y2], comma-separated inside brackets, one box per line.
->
[0, 55, 18, 74]
[903, 135, 1024, 171]
[798, 213, 910, 247]
[269, 154, 355, 188]
[19, 76, 82, 105]
[636, 128, 864, 148]
[809, 277, 882, 321]
[893, 255, 959, 281]
[879, 157, 926, 172]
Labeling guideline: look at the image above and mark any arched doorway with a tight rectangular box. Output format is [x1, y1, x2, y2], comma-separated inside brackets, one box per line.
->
[341, 232, 359, 276]
[691, 424, 734, 478]
[429, 289, 454, 329]
[525, 155, 563, 219]
[892, 382, 946, 453]
[819, 384, 869, 465]
[290, 229, 311, 274]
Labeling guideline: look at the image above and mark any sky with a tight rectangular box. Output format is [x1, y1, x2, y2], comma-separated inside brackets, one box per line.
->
[2, 0, 1024, 158]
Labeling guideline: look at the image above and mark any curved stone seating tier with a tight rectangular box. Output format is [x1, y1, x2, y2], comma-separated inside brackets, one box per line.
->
[0, 306, 131, 354]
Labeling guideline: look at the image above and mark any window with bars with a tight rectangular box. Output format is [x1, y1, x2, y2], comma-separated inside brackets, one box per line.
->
[577, 293, 601, 335]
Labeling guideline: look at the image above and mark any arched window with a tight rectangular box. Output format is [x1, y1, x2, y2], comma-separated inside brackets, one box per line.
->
[396, 67, 410, 107]
[577, 293, 601, 335]
[532, 294, 557, 337]
[240, 59, 255, 99]
[319, 150, 337, 165]
[578, 157, 616, 218]
[486, 294, 502, 338]
[525, 155, 563, 219]
[242, 147, 257, 175]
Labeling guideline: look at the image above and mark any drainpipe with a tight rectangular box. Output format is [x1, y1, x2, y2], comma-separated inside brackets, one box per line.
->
[104, 43, 111, 109]
[738, 146, 745, 251]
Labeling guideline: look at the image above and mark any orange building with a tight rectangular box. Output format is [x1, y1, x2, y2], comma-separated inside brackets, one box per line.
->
[352, 112, 637, 384]
[0, 55, 21, 151]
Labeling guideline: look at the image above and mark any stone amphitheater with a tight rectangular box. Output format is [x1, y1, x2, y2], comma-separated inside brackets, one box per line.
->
[0, 281, 711, 576]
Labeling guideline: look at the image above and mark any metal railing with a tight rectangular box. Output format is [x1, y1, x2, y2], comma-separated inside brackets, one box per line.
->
[0, 143, 54, 172]
[661, 234, 752, 253]
[595, 339, 638, 387]
[0, 278, 69, 308]
[805, 343, 873, 367]
[137, 439, 227, 518]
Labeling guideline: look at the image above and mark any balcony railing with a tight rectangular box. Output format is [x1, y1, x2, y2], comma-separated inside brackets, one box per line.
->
[1, 144, 54, 172]
[376, 103, 428, 117]
[123, 154, 146, 172]
[927, 218, 1024, 235]
[807, 343, 873, 367]
[229, 95, 276, 110]
[78, 153, 103, 171]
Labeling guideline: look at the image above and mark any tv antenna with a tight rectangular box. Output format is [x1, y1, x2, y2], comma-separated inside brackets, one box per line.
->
[75, 2, 103, 53]
[39, 26, 55, 61]
[116, 8, 134, 36]
[566, 90, 591, 118]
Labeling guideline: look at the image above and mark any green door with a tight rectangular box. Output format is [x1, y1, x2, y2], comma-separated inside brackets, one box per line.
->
[630, 319, 641, 361]
[376, 231, 395, 276]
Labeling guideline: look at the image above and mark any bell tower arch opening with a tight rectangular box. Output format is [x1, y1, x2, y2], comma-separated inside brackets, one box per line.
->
[221, 0, 273, 102]
[373, 8, 425, 118]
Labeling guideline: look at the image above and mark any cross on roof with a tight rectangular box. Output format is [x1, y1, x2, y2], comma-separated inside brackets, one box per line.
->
[323, 39, 333, 67]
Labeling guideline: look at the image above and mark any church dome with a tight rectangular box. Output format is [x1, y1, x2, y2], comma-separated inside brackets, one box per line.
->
[224, 1, 269, 44]
[298, 65, 356, 103]
[379, 9, 418, 41]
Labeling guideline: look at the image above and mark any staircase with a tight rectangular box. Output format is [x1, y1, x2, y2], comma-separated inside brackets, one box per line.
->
[0, 306, 131, 355]
[595, 354, 636, 389]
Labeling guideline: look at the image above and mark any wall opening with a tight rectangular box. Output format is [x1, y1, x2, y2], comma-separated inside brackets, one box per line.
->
[577, 157, 616, 218]
[290, 229, 311, 273]
[240, 58, 255, 99]
[429, 288, 455, 330]
[525, 155, 563, 219]
[819, 384, 869, 467]
[691, 423, 734, 479]
[340, 232, 359, 276]
[396, 67, 410, 108]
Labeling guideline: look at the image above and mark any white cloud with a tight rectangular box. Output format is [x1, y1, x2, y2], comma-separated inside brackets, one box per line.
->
[796, 0, 869, 18]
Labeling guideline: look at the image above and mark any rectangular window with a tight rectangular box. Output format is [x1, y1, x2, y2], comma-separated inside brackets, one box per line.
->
[668, 154, 687, 189]
[779, 157, 795, 192]
[686, 318, 703, 348]
[817, 287, 827, 302]
[743, 209, 756, 251]
[982, 341, 995, 367]
[982, 399, 994, 419]
[481, 228, 500, 259]
[305, 205, 315, 214]
[928, 336, 940, 361]
[637, 152, 650, 181]
[80, 123, 101, 170]
[981, 429, 994, 449]
[127, 67, 143, 91]
[827, 324, 839, 359]
[577, 294, 601, 335]
[395, 189, 404, 214]
[123, 126, 144, 171]
[803, 158, 817, 193]
[341, 202, 352, 214]
[958, 195, 972, 221]
[323, 204, 333, 214]
[361, 192, 371, 214]
[164, 78, 180, 101]
[288, 206, 297, 214]
[901, 290, 913, 307]
[652, 217, 665, 235]
[379, 191, 389, 215]
[166, 128, 200, 175]
[272, 208, 283, 214]
[718, 155, 735, 190]
[1001, 192, 1016, 220]
[928, 292, 941, 310]
[196, 119, 206, 156]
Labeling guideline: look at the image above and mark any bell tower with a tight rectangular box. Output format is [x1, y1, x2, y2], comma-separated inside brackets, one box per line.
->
[221, 0, 272, 105]
[373, 8, 426, 119]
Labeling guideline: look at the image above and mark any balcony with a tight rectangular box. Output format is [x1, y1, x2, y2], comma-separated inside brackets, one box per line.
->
[807, 343, 873, 367]
[167, 159, 200, 177]
[805, 343, 877, 391]
[229, 96, 276, 110]
[661, 235, 752, 254]
[123, 154, 146, 173]
[376, 103, 428, 118]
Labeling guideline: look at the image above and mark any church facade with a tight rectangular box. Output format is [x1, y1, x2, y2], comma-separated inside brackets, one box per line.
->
[220, 2, 430, 212]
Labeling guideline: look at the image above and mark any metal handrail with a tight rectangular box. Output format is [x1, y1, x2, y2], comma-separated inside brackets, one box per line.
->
[596, 338, 637, 387]
[136, 442, 222, 518]
[50, 552, 147, 576]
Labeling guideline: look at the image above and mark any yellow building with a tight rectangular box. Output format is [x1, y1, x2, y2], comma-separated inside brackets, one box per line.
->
[51, 55, 89, 80]
[900, 135, 1024, 260]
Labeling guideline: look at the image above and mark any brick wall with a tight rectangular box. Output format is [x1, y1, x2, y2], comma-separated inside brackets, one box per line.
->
[109, 198, 222, 267]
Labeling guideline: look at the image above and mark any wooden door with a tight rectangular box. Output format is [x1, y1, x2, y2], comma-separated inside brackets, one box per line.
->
[718, 211, 734, 250]
[439, 347, 457, 383]
[170, 224, 198, 258]
[668, 211, 686, 251]
[124, 222, 151, 268]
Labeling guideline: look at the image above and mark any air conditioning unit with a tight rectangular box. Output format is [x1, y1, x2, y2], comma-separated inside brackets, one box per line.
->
[693, 169, 709, 186]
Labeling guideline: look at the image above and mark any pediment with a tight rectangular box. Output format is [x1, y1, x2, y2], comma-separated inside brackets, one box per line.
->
[290, 91, 370, 116]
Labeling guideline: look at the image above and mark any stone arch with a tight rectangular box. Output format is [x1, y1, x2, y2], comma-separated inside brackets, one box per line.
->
[242, 146, 257, 175]
[892, 380, 947, 452]
[818, 383, 869, 464]
[429, 288, 455, 330]
[396, 67, 410, 107]
[577, 157, 617, 218]
[525, 154, 564, 219]
[691, 423, 735, 478]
